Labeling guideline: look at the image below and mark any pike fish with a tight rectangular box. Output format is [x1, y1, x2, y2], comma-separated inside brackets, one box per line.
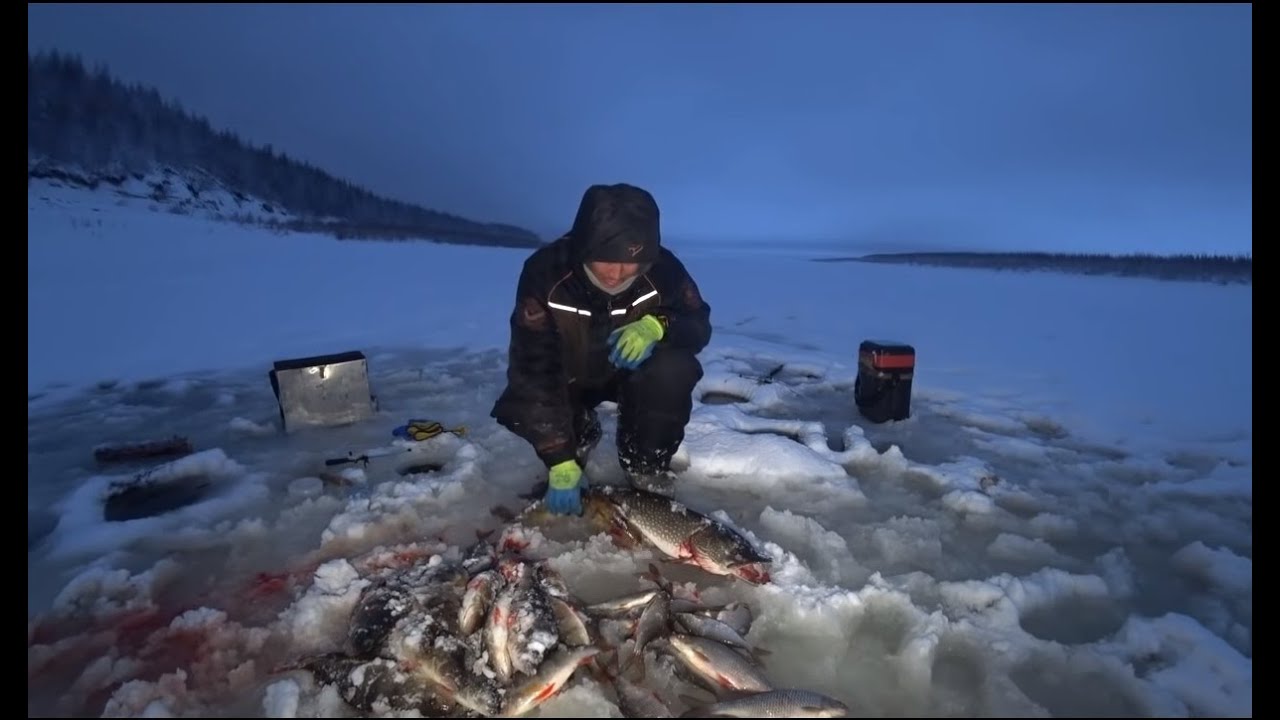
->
[585, 486, 773, 584]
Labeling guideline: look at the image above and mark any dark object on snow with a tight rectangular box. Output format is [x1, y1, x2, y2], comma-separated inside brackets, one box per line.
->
[269, 350, 377, 434]
[324, 444, 412, 467]
[103, 470, 212, 522]
[397, 462, 444, 476]
[93, 436, 194, 464]
[854, 340, 915, 423]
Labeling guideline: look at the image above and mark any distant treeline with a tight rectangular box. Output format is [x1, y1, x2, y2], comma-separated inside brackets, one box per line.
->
[815, 251, 1252, 285]
[27, 50, 544, 248]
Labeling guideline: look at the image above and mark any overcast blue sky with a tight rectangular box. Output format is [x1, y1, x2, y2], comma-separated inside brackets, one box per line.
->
[28, 3, 1251, 254]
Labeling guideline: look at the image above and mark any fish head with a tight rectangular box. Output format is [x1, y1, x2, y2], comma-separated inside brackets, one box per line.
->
[730, 561, 771, 585]
[690, 525, 773, 581]
[461, 536, 497, 574]
[729, 541, 773, 584]
[581, 489, 620, 526]
[732, 535, 773, 565]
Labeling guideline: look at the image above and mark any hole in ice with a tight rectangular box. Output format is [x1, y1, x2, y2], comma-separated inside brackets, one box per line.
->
[103, 472, 212, 522]
[1018, 595, 1126, 645]
[736, 427, 806, 444]
[1010, 653, 1147, 717]
[827, 431, 846, 452]
[397, 462, 445, 476]
[700, 391, 748, 405]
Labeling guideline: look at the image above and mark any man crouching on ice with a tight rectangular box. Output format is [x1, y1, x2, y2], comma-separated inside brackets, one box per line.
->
[490, 182, 712, 514]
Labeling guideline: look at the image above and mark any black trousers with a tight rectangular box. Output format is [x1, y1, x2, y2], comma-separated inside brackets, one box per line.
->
[573, 345, 703, 476]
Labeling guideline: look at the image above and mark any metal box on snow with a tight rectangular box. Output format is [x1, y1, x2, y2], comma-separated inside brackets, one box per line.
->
[269, 350, 377, 433]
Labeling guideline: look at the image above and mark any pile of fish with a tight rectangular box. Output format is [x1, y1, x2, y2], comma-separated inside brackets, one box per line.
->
[282, 485, 849, 717]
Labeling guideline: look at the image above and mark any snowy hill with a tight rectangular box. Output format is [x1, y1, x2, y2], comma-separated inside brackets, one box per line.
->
[29, 158, 296, 226]
[27, 51, 545, 248]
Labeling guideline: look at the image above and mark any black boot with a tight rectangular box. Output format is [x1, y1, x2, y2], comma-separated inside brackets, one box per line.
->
[625, 469, 678, 497]
[574, 406, 602, 466]
[616, 345, 703, 497]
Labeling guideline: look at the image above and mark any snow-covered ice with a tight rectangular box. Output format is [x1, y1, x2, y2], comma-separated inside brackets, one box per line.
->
[28, 180, 1251, 717]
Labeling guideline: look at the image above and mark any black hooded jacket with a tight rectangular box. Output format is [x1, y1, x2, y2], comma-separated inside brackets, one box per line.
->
[490, 184, 712, 467]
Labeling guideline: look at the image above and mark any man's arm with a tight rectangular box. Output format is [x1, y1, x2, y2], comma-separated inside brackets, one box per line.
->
[651, 251, 712, 353]
[498, 262, 578, 467]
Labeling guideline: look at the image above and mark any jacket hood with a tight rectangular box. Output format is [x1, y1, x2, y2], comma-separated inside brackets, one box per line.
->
[568, 183, 661, 265]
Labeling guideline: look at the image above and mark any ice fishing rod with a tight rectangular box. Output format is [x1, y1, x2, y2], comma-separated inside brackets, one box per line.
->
[323, 444, 414, 467]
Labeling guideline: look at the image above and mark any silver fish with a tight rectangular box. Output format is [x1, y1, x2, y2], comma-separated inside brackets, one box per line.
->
[507, 565, 560, 676]
[681, 689, 850, 718]
[460, 570, 501, 636]
[586, 588, 662, 617]
[661, 633, 773, 695]
[485, 579, 517, 684]
[551, 596, 595, 647]
[535, 562, 573, 600]
[500, 645, 601, 717]
[674, 612, 753, 654]
[585, 487, 772, 584]
[623, 591, 671, 672]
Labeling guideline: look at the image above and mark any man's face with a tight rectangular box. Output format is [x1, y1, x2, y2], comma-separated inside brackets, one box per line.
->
[586, 261, 642, 289]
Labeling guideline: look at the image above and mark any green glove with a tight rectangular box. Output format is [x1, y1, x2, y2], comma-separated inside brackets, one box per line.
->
[548, 459, 583, 490]
[546, 460, 584, 515]
[608, 314, 665, 369]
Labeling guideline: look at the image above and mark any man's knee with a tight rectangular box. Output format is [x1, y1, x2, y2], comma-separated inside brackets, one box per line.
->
[631, 345, 703, 390]
[490, 392, 521, 430]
